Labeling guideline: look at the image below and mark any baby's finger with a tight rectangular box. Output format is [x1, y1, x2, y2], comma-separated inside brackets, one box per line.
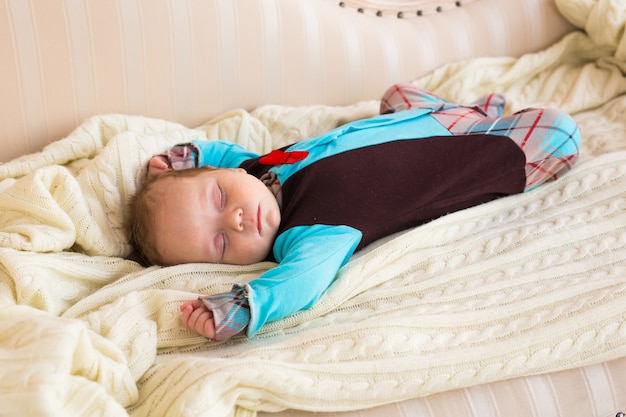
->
[179, 303, 194, 328]
[190, 309, 214, 338]
[199, 315, 216, 339]
[179, 300, 194, 312]
[147, 156, 170, 177]
[187, 304, 211, 331]
[150, 155, 169, 169]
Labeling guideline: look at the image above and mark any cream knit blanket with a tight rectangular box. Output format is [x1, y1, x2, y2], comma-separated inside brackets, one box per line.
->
[1, 0, 626, 416]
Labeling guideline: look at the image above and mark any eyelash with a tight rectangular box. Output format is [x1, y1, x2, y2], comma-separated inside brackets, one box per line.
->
[219, 232, 227, 258]
[218, 185, 226, 209]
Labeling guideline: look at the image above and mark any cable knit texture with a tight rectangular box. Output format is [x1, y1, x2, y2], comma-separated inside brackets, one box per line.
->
[1, 0, 626, 416]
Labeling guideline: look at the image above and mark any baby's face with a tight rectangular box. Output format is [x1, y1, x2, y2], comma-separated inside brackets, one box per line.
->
[152, 168, 281, 266]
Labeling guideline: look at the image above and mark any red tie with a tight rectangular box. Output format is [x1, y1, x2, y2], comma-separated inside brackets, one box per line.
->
[258, 150, 309, 165]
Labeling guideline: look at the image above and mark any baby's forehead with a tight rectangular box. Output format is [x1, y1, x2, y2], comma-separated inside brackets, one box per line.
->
[152, 169, 226, 200]
[157, 169, 214, 185]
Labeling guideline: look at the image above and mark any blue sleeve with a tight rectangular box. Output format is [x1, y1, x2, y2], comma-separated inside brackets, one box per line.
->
[245, 224, 362, 337]
[191, 140, 259, 168]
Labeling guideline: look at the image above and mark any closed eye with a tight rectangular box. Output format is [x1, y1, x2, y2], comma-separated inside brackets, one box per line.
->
[215, 232, 227, 262]
[214, 183, 226, 209]
[218, 185, 226, 209]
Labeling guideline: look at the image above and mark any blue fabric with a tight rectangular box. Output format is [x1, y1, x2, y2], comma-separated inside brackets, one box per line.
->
[269, 108, 450, 183]
[246, 224, 361, 335]
[192, 109, 450, 176]
[193, 140, 259, 168]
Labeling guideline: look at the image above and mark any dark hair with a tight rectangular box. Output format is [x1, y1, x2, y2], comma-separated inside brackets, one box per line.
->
[125, 167, 215, 266]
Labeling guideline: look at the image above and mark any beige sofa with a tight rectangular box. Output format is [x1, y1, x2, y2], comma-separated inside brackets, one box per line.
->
[1, 1, 625, 417]
[1, 0, 572, 163]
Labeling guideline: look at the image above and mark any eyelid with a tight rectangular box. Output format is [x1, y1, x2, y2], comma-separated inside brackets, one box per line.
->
[219, 232, 228, 261]
[218, 185, 226, 209]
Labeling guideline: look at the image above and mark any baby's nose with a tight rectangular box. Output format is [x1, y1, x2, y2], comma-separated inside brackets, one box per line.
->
[228, 208, 244, 231]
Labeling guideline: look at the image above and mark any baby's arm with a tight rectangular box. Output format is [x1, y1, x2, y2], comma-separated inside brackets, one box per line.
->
[230, 225, 362, 339]
[180, 299, 216, 339]
[180, 224, 362, 342]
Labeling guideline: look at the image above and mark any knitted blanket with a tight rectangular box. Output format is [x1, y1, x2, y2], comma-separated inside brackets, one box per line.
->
[1, 0, 626, 415]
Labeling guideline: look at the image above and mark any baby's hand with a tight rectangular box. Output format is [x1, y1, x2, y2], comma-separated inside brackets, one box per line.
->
[147, 155, 170, 178]
[180, 299, 216, 339]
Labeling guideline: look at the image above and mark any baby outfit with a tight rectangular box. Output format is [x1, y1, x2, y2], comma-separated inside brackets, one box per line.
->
[156, 84, 580, 341]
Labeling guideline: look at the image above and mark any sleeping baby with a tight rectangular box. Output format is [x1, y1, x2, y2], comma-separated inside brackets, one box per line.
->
[125, 83, 580, 342]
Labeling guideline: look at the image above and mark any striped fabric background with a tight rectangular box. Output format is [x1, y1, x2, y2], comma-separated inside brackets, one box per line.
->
[260, 355, 626, 417]
[0, 0, 573, 163]
[1, 3, 624, 416]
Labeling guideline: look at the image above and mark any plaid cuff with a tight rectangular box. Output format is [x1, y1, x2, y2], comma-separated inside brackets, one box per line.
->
[199, 285, 250, 341]
[161, 142, 200, 170]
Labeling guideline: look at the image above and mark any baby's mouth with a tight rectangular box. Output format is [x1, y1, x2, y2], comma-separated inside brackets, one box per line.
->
[257, 205, 262, 235]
